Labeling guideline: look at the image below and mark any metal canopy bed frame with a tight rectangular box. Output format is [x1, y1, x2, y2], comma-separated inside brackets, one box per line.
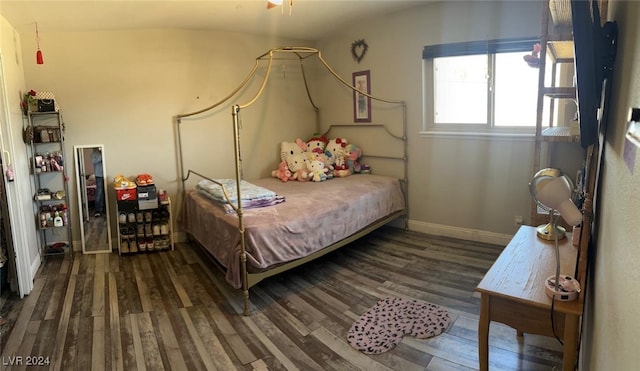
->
[175, 47, 408, 315]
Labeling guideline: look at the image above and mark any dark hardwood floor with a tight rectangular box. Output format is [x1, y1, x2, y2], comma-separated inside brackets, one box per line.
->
[0, 226, 563, 370]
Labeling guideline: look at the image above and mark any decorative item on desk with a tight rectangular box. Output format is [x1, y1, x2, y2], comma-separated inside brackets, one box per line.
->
[529, 168, 583, 301]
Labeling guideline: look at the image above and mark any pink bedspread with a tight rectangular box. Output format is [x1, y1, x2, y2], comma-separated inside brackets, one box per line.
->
[181, 174, 406, 288]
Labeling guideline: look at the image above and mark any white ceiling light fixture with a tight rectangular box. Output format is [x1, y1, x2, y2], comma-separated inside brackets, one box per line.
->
[267, 0, 293, 15]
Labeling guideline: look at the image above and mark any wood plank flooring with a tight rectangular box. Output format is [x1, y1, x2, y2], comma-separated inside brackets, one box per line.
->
[0, 226, 563, 370]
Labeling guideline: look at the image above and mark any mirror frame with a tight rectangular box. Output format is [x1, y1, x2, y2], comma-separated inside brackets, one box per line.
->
[73, 144, 112, 254]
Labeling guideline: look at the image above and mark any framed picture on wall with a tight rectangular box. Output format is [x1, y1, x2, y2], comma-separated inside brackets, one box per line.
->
[353, 70, 371, 123]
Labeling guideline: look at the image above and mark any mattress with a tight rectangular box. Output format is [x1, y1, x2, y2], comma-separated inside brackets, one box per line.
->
[181, 174, 406, 288]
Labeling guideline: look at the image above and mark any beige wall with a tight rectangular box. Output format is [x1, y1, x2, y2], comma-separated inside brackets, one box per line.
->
[7, 1, 548, 253]
[316, 0, 544, 241]
[18, 28, 318, 246]
[6, 1, 640, 367]
[581, 1, 640, 369]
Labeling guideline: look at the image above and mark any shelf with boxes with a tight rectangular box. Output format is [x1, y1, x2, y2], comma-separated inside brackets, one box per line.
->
[27, 111, 72, 258]
[114, 176, 173, 255]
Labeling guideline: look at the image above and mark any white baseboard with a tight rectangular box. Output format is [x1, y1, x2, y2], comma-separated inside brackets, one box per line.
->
[76, 224, 508, 252]
[408, 220, 512, 246]
[30, 256, 41, 281]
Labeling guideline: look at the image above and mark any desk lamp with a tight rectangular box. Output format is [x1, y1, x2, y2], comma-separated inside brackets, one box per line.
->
[529, 168, 583, 301]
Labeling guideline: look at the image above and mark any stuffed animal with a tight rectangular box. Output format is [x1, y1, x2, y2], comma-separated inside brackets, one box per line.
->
[286, 153, 310, 182]
[306, 134, 335, 177]
[325, 137, 347, 169]
[306, 135, 328, 155]
[344, 143, 363, 173]
[271, 159, 293, 182]
[307, 154, 329, 182]
[333, 154, 351, 177]
[523, 43, 541, 68]
[319, 151, 334, 179]
[280, 139, 307, 161]
[326, 137, 347, 158]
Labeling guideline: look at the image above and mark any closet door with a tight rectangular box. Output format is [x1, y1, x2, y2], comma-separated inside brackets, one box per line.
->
[0, 161, 18, 294]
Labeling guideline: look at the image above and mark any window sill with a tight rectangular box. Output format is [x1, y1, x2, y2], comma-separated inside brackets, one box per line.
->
[419, 131, 535, 141]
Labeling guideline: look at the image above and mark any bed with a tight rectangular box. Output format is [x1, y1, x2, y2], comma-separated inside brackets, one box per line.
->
[176, 47, 408, 315]
[182, 174, 405, 289]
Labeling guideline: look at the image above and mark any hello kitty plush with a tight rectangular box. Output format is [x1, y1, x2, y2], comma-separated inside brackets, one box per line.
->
[306, 135, 328, 155]
[325, 137, 347, 169]
[280, 139, 307, 161]
[286, 153, 310, 182]
[307, 154, 329, 182]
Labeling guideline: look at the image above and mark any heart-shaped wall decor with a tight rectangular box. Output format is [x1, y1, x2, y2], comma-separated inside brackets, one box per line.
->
[351, 39, 369, 63]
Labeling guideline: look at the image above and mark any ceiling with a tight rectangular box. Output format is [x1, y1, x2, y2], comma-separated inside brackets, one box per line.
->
[1, 0, 427, 41]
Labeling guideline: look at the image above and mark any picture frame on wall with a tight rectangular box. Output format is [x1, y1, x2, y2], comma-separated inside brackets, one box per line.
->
[353, 70, 371, 123]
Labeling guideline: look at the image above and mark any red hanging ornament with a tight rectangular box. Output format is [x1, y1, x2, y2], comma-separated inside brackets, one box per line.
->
[35, 22, 44, 65]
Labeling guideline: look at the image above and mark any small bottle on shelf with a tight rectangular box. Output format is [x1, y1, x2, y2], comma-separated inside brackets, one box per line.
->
[54, 211, 63, 227]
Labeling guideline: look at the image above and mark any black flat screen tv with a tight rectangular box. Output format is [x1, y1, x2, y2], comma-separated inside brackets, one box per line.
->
[571, 0, 617, 148]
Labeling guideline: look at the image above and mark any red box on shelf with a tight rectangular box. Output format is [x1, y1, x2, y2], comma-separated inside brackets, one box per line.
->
[116, 188, 137, 201]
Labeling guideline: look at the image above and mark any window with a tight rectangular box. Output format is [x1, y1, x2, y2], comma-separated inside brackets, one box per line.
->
[423, 37, 540, 134]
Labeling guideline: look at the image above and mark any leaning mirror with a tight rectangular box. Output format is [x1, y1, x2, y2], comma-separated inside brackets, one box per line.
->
[74, 145, 112, 254]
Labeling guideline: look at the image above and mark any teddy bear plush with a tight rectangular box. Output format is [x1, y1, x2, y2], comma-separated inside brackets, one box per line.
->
[307, 154, 329, 182]
[271, 159, 293, 182]
[344, 143, 363, 174]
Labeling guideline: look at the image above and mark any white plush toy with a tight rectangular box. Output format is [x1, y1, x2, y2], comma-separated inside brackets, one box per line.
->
[325, 137, 347, 169]
[306, 135, 329, 155]
[286, 153, 310, 182]
[280, 139, 306, 161]
[307, 154, 329, 182]
[326, 137, 350, 177]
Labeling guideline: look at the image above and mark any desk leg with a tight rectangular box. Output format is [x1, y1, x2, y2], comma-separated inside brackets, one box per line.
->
[562, 314, 579, 371]
[478, 294, 490, 371]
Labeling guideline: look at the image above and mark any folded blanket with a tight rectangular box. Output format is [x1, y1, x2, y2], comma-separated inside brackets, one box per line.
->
[196, 179, 284, 213]
[219, 195, 286, 214]
[197, 179, 276, 204]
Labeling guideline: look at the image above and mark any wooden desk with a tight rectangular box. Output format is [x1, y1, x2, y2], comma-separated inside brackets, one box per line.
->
[476, 225, 583, 371]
